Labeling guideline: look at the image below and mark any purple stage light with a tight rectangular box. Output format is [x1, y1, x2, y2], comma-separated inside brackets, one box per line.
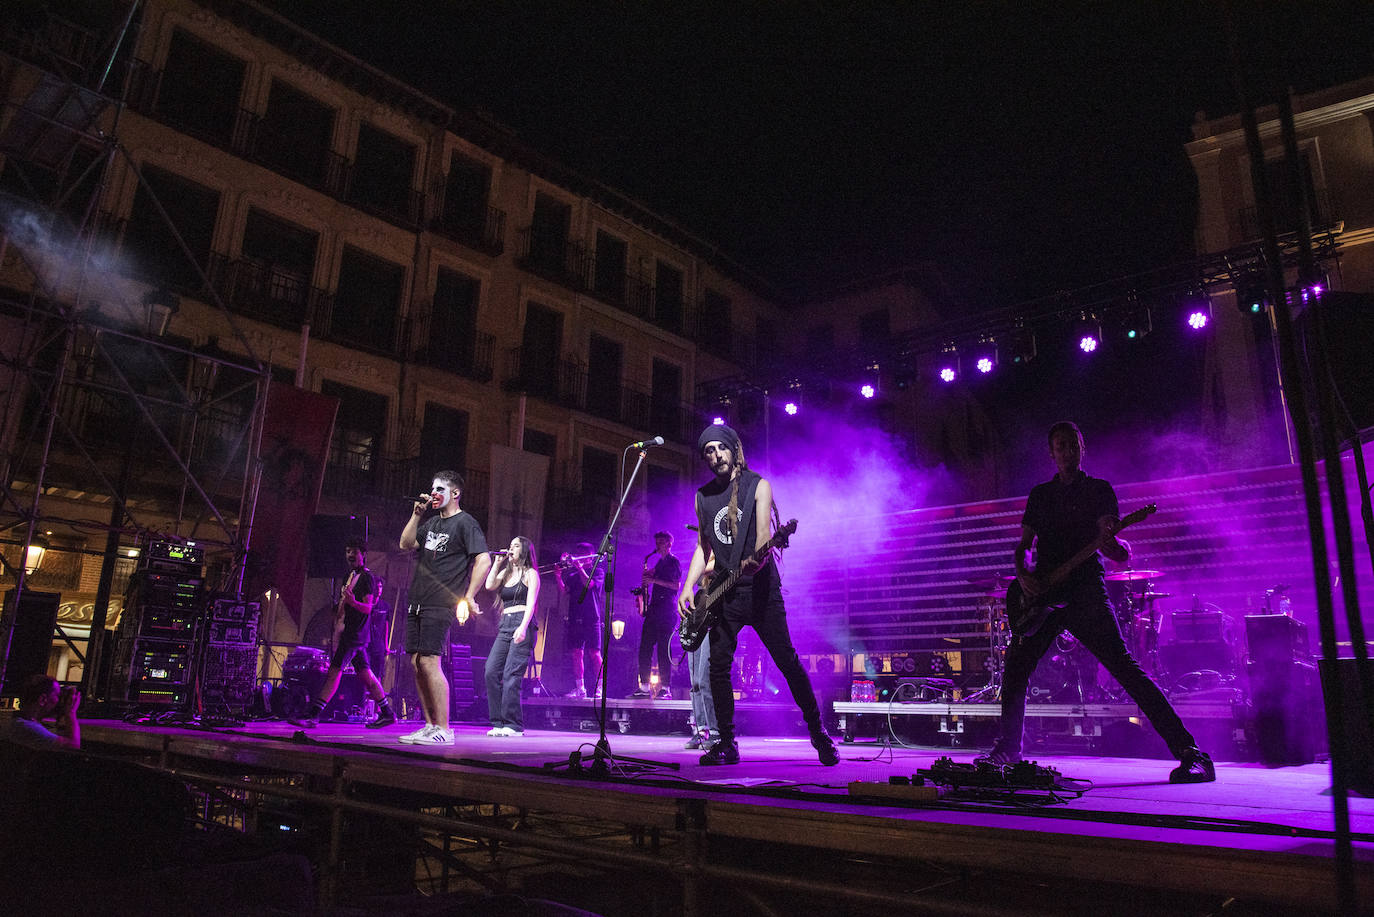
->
[939, 366, 956, 383]
[975, 357, 993, 374]
[1079, 335, 1098, 353]
[712, 415, 725, 425]
[783, 401, 799, 415]
[860, 383, 876, 398]
[1186, 310, 1209, 330]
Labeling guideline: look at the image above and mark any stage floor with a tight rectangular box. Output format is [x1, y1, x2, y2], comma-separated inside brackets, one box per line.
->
[77, 710, 1374, 914]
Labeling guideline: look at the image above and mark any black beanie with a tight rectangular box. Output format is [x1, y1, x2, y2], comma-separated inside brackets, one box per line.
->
[697, 423, 741, 457]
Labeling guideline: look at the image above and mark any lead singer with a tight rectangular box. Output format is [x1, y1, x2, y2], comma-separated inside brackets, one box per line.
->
[677, 423, 838, 766]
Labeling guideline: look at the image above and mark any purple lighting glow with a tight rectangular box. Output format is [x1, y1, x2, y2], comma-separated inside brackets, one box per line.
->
[975, 357, 994, 374]
[860, 383, 876, 398]
[939, 366, 956, 383]
[1186, 310, 1209, 330]
[1079, 335, 1098, 353]
[783, 402, 799, 415]
[712, 415, 725, 425]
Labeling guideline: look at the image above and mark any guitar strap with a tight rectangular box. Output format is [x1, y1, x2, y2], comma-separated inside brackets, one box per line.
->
[725, 471, 761, 574]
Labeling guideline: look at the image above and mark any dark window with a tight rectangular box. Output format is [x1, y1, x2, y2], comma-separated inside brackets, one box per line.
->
[655, 261, 683, 331]
[646, 464, 681, 527]
[581, 446, 617, 503]
[523, 428, 556, 457]
[806, 323, 834, 353]
[242, 208, 316, 292]
[586, 334, 622, 420]
[350, 123, 416, 220]
[321, 379, 387, 489]
[420, 402, 468, 478]
[520, 302, 563, 398]
[529, 192, 570, 269]
[594, 230, 627, 302]
[124, 165, 219, 290]
[858, 308, 890, 358]
[157, 29, 244, 146]
[257, 80, 335, 188]
[430, 268, 479, 369]
[333, 246, 402, 351]
[700, 289, 731, 356]
[650, 359, 681, 439]
[442, 152, 491, 233]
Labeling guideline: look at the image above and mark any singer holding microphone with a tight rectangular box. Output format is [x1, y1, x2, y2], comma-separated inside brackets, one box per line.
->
[398, 470, 490, 746]
[482, 537, 541, 736]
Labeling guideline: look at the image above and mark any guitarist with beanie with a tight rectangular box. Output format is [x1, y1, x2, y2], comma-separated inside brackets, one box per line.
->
[676, 423, 838, 766]
[980, 421, 1214, 783]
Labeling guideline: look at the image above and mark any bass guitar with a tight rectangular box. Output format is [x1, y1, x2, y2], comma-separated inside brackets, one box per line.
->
[1005, 503, 1157, 638]
[679, 518, 798, 652]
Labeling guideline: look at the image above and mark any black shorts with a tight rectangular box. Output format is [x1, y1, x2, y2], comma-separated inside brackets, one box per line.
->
[405, 604, 453, 656]
[329, 640, 372, 672]
[565, 616, 602, 652]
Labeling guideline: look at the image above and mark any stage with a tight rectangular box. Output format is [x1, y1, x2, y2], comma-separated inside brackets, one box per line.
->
[72, 703, 1374, 916]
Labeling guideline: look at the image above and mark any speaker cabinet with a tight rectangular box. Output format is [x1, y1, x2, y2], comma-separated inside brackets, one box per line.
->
[2, 590, 59, 696]
[1319, 658, 1374, 796]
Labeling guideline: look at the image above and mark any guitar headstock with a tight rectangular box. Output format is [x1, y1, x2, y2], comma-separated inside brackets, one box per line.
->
[1121, 503, 1158, 527]
[775, 518, 799, 548]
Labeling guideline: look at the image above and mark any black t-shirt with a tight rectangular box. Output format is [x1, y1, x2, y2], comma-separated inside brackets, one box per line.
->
[340, 566, 376, 642]
[407, 511, 489, 607]
[561, 563, 604, 626]
[1022, 471, 1119, 582]
[647, 553, 681, 615]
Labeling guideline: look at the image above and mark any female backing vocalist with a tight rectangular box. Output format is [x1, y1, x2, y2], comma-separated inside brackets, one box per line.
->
[482, 536, 540, 736]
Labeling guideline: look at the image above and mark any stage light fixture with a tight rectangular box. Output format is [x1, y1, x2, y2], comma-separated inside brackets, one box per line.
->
[1073, 314, 1101, 354]
[969, 337, 997, 375]
[1116, 294, 1152, 341]
[937, 343, 958, 383]
[1235, 273, 1268, 315]
[858, 362, 880, 399]
[711, 415, 725, 425]
[1184, 296, 1212, 331]
[781, 380, 802, 415]
[859, 384, 876, 399]
[1005, 324, 1036, 364]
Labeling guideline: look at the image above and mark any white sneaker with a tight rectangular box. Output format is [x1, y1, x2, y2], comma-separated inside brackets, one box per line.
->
[486, 726, 505, 736]
[416, 727, 454, 745]
[399, 724, 437, 744]
[499, 727, 522, 737]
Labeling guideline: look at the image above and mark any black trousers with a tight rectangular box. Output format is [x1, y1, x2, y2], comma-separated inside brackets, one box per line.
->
[485, 612, 534, 730]
[998, 577, 1197, 758]
[638, 607, 677, 687]
[708, 569, 822, 740]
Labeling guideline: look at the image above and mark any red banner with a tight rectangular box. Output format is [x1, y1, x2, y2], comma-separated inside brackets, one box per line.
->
[246, 381, 337, 624]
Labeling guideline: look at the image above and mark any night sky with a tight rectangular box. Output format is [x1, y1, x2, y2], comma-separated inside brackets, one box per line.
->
[261, 1, 1374, 312]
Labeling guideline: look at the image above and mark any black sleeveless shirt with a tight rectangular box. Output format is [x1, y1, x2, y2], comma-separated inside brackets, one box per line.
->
[696, 469, 762, 576]
[499, 576, 529, 609]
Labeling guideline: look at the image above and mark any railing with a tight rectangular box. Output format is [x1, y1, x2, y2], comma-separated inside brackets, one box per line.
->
[429, 203, 506, 255]
[323, 455, 490, 528]
[337, 160, 424, 229]
[588, 266, 653, 321]
[235, 109, 347, 195]
[0, 10, 105, 86]
[1238, 187, 1339, 242]
[501, 347, 583, 408]
[207, 254, 329, 331]
[516, 228, 592, 292]
[406, 306, 494, 381]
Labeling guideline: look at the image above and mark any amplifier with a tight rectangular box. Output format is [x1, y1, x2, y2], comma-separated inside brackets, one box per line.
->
[1245, 614, 1310, 664]
[132, 641, 193, 685]
[207, 619, 257, 646]
[1170, 610, 1226, 643]
[282, 646, 329, 681]
[134, 606, 198, 637]
[143, 541, 205, 573]
[208, 599, 260, 624]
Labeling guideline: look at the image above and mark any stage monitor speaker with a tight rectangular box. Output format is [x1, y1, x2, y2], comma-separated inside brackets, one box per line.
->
[2, 590, 60, 696]
[1318, 658, 1374, 796]
[1295, 291, 1374, 445]
[306, 514, 367, 579]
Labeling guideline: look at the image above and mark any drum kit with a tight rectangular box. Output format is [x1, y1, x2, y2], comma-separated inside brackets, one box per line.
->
[966, 566, 1230, 702]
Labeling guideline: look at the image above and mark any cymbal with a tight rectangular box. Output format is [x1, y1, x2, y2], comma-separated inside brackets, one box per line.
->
[968, 574, 1016, 591]
[1105, 569, 1163, 582]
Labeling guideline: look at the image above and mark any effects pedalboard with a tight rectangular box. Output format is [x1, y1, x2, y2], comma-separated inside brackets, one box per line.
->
[848, 757, 1079, 804]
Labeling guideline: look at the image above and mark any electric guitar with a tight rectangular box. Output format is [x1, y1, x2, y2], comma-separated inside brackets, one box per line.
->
[679, 518, 798, 652]
[1005, 503, 1157, 638]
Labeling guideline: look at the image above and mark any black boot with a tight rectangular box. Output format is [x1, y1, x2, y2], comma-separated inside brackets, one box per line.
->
[1169, 747, 1216, 784]
[699, 737, 740, 765]
[810, 728, 839, 766]
[366, 699, 397, 729]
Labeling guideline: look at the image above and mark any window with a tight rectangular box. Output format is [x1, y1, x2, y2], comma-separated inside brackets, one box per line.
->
[419, 403, 469, 480]
[650, 359, 681, 441]
[124, 165, 219, 290]
[332, 246, 402, 351]
[654, 261, 684, 332]
[528, 192, 571, 271]
[157, 29, 245, 147]
[350, 124, 417, 224]
[594, 230, 627, 303]
[238, 208, 317, 323]
[699, 289, 732, 357]
[519, 302, 563, 398]
[581, 445, 617, 505]
[442, 152, 491, 234]
[858, 308, 890, 358]
[523, 428, 556, 457]
[430, 268, 479, 370]
[586, 334, 623, 420]
[321, 380, 387, 493]
[257, 80, 335, 189]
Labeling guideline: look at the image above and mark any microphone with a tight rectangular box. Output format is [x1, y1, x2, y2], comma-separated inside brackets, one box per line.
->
[490, 549, 509, 556]
[630, 435, 665, 450]
[404, 494, 437, 505]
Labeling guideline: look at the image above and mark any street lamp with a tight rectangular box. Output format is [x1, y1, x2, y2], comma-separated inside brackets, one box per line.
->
[23, 535, 48, 575]
[142, 288, 180, 338]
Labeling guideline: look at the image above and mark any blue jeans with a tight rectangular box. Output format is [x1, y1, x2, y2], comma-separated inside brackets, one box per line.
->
[486, 612, 534, 730]
[689, 635, 716, 737]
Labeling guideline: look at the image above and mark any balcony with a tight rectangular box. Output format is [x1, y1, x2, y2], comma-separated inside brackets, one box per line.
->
[338, 160, 424, 230]
[236, 109, 347, 195]
[208, 254, 330, 331]
[502, 347, 583, 408]
[516, 228, 592, 293]
[406, 307, 494, 382]
[430, 204, 506, 256]
[1238, 187, 1339, 242]
[588, 267, 653, 321]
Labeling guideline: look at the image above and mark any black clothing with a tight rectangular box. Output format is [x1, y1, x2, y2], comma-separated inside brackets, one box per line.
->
[486, 611, 533, 730]
[499, 577, 529, 609]
[998, 472, 1196, 758]
[560, 564, 604, 629]
[697, 469, 761, 576]
[647, 553, 681, 614]
[638, 552, 680, 688]
[407, 512, 488, 607]
[1022, 470, 1117, 584]
[339, 566, 376, 645]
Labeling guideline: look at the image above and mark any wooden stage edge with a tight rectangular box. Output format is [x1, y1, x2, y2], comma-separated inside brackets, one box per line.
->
[81, 716, 1374, 913]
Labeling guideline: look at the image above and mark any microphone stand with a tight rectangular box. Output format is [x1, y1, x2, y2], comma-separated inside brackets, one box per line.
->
[547, 443, 679, 777]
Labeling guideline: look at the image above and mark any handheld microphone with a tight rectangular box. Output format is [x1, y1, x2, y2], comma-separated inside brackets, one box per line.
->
[490, 549, 509, 556]
[405, 494, 437, 506]
[630, 435, 665, 450]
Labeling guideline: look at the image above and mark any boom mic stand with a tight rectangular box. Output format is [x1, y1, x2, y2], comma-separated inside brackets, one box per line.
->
[546, 442, 679, 777]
